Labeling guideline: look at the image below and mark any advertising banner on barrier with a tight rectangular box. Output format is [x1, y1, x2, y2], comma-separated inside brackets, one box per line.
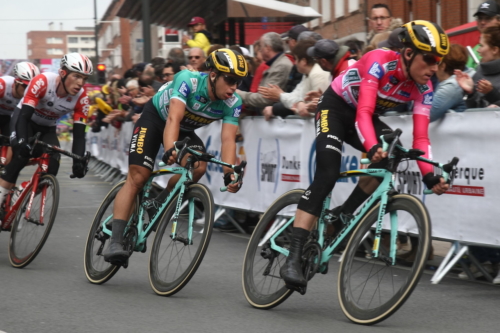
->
[89, 111, 500, 246]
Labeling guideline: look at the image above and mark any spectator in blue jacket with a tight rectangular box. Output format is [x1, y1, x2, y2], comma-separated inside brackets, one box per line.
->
[431, 44, 471, 122]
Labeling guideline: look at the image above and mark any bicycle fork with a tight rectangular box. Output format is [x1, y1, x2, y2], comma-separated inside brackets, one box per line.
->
[372, 190, 398, 265]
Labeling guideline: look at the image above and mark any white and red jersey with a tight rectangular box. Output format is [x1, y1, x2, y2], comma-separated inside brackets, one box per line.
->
[17, 72, 89, 127]
[0, 76, 22, 116]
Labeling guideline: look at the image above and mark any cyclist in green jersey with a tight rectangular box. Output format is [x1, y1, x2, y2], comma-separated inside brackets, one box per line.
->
[104, 49, 248, 265]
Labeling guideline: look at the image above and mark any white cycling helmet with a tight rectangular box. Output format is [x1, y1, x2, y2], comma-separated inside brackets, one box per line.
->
[13, 62, 40, 85]
[60, 53, 93, 76]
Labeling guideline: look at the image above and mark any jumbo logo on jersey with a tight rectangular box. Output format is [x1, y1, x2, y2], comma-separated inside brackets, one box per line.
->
[257, 138, 280, 193]
[368, 62, 383, 79]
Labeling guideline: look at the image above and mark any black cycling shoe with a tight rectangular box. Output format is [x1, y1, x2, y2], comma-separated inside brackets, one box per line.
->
[280, 256, 307, 289]
[103, 219, 129, 265]
[103, 241, 129, 265]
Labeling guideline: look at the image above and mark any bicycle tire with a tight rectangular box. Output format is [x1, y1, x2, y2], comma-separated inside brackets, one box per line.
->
[84, 180, 135, 284]
[338, 194, 431, 325]
[9, 174, 60, 268]
[149, 183, 214, 296]
[242, 189, 305, 309]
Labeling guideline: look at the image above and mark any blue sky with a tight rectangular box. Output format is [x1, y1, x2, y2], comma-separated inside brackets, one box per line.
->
[0, 0, 112, 59]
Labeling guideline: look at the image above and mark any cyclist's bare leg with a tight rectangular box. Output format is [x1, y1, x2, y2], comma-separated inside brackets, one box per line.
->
[293, 209, 318, 231]
[113, 165, 151, 220]
[166, 152, 207, 192]
[104, 164, 151, 263]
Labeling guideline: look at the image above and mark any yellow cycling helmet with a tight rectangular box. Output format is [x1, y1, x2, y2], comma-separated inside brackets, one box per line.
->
[399, 20, 450, 57]
[205, 48, 248, 77]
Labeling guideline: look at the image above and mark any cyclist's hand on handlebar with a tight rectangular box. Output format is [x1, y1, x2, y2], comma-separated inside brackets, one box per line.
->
[17, 139, 32, 158]
[367, 144, 387, 163]
[162, 147, 177, 165]
[432, 178, 449, 195]
[72, 161, 88, 178]
[423, 173, 449, 195]
[224, 172, 242, 193]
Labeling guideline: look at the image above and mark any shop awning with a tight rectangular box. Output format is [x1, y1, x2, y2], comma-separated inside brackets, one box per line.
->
[228, 0, 321, 21]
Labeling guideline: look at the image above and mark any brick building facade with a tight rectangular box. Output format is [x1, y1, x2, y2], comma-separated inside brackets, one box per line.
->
[27, 28, 95, 60]
[304, 0, 475, 46]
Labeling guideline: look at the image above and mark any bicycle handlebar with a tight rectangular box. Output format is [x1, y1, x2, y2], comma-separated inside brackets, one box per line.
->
[359, 129, 459, 195]
[220, 160, 247, 192]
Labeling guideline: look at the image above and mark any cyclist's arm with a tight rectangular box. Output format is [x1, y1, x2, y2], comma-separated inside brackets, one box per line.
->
[355, 81, 379, 152]
[162, 98, 184, 151]
[220, 123, 237, 175]
[411, 89, 434, 176]
[72, 93, 90, 157]
[15, 74, 47, 143]
[0, 78, 6, 99]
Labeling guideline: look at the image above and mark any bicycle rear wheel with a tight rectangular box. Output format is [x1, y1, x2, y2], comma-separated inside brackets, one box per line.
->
[338, 194, 431, 325]
[149, 183, 214, 296]
[84, 180, 136, 284]
[242, 189, 304, 309]
[9, 174, 59, 268]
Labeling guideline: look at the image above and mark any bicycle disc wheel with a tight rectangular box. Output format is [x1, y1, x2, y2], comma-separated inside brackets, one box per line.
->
[242, 189, 304, 309]
[9, 174, 60, 268]
[84, 180, 136, 284]
[338, 194, 431, 325]
[149, 183, 214, 296]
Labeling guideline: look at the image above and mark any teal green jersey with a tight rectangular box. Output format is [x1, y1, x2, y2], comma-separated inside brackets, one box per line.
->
[151, 70, 242, 131]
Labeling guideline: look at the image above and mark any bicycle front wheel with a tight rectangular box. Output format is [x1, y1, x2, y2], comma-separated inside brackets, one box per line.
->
[149, 183, 214, 296]
[338, 194, 431, 325]
[9, 174, 60, 268]
[242, 189, 304, 309]
[84, 180, 135, 284]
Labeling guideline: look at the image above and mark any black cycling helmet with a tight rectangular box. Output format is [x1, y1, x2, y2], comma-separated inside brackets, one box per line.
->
[205, 48, 248, 77]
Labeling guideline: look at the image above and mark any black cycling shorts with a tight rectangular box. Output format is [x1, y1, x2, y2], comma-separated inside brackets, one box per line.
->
[128, 100, 206, 171]
[298, 86, 394, 216]
[0, 114, 11, 136]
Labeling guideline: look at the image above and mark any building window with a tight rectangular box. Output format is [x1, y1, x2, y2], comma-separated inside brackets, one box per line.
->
[28, 38, 32, 45]
[68, 37, 78, 44]
[69, 48, 78, 53]
[335, 0, 345, 18]
[47, 48, 64, 55]
[348, 0, 359, 13]
[46, 37, 63, 44]
[80, 37, 95, 43]
[28, 49, 32, 56]
[322, 0, 331, 22]
[81, 48, 94, 52]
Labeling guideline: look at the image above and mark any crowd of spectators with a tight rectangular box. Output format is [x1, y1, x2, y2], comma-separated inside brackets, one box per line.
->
[87, 1, 500, 280]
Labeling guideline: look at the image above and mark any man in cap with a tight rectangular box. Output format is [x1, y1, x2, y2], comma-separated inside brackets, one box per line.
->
[283, 25, 309, 51]
[182, 17, 212, 54]
[467, 0, 500, 69]
[283, 25, 310, 94]
[307, 39, 351, 81]
[377, 27, 405, 51]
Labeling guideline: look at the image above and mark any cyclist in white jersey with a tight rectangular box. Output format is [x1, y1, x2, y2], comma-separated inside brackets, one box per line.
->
[0, 62, 40, 165]
[0, 53, 92, 209]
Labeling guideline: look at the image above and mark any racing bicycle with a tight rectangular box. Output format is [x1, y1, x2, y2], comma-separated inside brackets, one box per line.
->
[0, 133, 91, 268]
[242, 128, 458, 325]
[84, 137, 246, 296]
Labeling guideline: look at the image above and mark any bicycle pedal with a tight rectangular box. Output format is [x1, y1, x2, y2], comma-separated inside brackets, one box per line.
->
[286, 284, 307, 295]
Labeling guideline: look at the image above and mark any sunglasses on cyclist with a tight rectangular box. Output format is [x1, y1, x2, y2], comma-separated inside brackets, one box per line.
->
[221, 74, 242, 86]
[421, 53, 442, 66]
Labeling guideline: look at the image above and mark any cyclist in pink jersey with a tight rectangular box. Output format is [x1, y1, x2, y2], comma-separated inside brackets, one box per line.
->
[281, 21, 452, 289]
[0, 53, 92, 210]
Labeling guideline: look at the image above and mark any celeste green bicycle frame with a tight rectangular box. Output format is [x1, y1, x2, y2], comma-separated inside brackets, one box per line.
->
[269, 143, 454, 267]
[98, 146, 241, 253]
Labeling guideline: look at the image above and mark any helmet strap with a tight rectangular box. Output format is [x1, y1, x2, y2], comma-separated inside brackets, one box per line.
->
[209, 71, 222, 101]
[59, 69, 71, 95]
[403, 47, 418, 82]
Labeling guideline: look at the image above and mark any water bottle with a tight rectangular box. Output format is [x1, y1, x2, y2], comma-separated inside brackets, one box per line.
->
[11, 181, 29, 205]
